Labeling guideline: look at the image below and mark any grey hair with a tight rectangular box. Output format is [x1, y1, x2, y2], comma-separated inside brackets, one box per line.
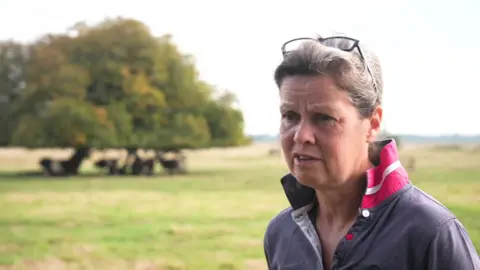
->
[274, 35, 383, 118]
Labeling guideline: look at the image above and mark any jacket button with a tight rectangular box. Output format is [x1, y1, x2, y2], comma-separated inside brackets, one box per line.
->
[362, 209, 371, 218]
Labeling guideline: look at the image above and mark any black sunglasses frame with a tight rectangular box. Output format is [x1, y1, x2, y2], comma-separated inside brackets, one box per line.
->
[281, 36, 378, 92]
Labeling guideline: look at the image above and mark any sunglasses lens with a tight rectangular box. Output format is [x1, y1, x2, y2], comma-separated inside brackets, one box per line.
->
[283, 38, 315, 54]
[322, 37, 357, 52]
[283, 37, 356, 55]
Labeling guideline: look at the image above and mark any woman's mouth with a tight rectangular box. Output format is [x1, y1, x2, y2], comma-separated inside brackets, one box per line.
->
[293, 154, 320, 165]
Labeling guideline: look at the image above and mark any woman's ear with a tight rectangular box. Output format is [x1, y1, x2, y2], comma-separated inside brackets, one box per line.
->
[367, 106, 383, 142]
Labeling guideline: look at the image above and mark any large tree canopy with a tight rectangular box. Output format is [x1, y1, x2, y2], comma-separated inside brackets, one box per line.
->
[0, 17, 251, 150]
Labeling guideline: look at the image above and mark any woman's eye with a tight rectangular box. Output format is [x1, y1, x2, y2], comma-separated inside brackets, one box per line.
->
[313, 114, 336, 123]
[282, 111, 299, 122]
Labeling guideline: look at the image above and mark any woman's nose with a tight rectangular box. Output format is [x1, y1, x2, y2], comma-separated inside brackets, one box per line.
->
[293, 121, 316, 145]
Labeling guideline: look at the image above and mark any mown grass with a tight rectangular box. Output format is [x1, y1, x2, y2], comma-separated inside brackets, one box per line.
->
[0, 144, 479, 269]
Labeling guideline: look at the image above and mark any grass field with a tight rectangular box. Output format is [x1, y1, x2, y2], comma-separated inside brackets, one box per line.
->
[0, 143, 479, 270]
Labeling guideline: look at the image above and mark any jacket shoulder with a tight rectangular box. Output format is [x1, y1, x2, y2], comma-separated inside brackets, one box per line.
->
[263, 207, 299, 267]
[397, 185, 458, 238]
[265, 207, 295, 238]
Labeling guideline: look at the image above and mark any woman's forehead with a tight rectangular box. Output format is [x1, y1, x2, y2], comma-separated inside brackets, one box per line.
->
[280, 82, 351, 110]
[280, 89, 339, 103]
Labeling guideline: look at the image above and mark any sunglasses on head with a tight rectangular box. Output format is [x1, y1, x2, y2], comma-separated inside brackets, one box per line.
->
[281, 36, 378, 92]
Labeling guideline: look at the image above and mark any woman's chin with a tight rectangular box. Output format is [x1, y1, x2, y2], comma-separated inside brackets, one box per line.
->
[293, 169, 346, 190]
[293, 170, 327, 188]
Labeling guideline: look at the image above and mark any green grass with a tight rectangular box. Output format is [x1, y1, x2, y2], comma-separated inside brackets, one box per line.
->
[0, 145, 479, 269]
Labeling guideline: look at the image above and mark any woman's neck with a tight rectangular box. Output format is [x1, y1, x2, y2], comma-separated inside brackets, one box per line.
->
[315, 173, 368, 230]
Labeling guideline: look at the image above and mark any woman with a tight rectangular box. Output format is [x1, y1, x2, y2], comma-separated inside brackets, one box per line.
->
[263, 35, 479, 270]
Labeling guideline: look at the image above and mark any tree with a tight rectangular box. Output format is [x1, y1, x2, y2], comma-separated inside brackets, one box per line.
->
[1, 17, 250, 172]
[0, 41, 29, 146]
[203, 90, 251, 147]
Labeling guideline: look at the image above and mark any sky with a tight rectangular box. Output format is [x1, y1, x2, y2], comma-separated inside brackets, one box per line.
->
[1, 0, 479, 136]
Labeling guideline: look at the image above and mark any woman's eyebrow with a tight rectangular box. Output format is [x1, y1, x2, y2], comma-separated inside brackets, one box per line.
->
[307, 102, 337, 112]
[279, 102, 295, 111]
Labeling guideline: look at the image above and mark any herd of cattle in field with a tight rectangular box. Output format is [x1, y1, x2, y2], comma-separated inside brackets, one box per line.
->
[37, 144, 418, 177]
[38, 147, 187, 177]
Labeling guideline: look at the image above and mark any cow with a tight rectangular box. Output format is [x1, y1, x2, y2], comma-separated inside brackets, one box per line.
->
[39, 147, 91, 176]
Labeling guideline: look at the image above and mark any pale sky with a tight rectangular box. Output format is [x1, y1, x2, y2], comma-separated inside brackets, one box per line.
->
[1, 0, 479, 136]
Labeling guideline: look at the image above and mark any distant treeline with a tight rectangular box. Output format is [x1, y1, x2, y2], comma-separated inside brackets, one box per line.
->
[391, 135, 480, 145]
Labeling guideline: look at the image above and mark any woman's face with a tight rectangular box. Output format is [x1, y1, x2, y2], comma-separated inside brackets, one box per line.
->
[279, 75, 382, 189]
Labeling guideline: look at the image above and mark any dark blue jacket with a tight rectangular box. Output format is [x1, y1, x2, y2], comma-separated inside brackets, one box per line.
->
[263, 139, 480, 269]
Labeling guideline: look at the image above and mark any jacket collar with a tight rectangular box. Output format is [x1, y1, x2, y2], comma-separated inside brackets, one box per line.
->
[280, 139, 410, 210]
